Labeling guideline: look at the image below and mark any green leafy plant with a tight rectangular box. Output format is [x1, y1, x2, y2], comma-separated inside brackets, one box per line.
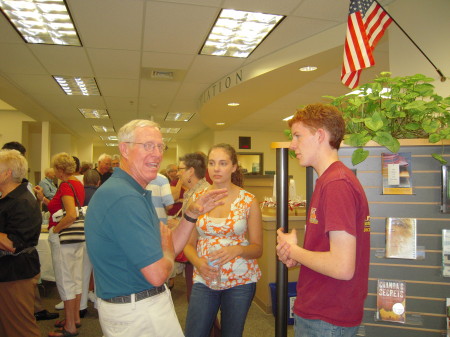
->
[324, 72, 450, 165]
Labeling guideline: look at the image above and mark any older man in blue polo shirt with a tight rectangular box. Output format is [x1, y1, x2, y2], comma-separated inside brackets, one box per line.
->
[85, 120, 226, 337]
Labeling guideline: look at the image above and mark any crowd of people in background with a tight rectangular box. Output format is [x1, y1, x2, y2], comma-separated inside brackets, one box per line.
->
[0, 103, 370, 337]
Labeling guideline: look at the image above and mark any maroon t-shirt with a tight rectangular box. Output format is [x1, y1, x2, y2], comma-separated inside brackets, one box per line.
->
[294, 161, 370, 327]
[48, 179, 85, 229]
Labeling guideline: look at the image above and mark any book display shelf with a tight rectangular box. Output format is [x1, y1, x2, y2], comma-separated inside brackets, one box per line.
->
[336, 141, 450, 337]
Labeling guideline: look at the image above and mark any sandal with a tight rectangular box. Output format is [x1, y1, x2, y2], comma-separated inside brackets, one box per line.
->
[48, 328, 79, 337]
[54, 319, 81, 328]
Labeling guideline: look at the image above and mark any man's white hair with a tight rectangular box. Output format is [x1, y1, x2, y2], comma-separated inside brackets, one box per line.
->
[118, 120, 160, 143]
[98, 153, 112, 162]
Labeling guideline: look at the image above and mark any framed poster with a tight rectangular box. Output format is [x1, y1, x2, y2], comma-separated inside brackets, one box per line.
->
[442, 166, 450, 213]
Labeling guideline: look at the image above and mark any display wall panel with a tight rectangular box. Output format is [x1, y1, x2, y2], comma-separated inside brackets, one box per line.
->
[337, 144, 449, 337]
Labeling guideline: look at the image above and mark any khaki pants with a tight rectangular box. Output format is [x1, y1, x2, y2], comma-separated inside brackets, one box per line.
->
[0, 274, 41, 337]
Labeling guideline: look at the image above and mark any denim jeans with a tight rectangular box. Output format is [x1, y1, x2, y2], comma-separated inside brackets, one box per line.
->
[294, 315, 359, 337]
[184, 282, 256, 337]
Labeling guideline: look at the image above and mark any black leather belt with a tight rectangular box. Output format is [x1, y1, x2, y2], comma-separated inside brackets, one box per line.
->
[103, 285, 166, 304]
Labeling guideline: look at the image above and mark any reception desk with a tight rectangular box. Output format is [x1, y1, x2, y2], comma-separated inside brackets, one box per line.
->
[254, 215, 306, 314]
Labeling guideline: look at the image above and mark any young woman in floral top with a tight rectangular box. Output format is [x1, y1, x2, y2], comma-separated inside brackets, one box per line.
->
[184, 143, 262, 337]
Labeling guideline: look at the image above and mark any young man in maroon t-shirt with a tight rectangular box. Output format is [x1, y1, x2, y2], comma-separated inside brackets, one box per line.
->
[277, 104, 370, 337]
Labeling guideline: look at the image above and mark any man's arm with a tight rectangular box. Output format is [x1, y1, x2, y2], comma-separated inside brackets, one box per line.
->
[277, 229, 356, 280]
[140, 222, 174, 286]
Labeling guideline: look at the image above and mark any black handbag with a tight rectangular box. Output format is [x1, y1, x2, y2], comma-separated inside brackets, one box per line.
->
[58, 182, 85, 244]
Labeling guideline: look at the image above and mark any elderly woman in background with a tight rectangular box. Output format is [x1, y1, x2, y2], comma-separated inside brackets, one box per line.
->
[0, 149, 41, 337]
[35, 152, 85, 337]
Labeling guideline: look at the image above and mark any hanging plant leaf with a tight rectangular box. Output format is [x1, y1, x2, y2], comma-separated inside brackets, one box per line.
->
[283, 129, 292, 140]
[373, 132, 400, 153]
[428, 133, 441, 143]
[431, 153, 447, 165]
[364, 111, 383, 131]
[404, 123, 420, 131]
[351, 148, 369, 166]
[344, 133, 372, 147]
[422, 119, 440, 133]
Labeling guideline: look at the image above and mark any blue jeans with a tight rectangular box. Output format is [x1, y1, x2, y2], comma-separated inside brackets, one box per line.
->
[294, 315, 359, 337]
[184, 282, 256, 337]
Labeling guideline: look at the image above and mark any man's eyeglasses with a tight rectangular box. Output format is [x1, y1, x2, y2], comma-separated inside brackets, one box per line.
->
[125, 142, 167, 153]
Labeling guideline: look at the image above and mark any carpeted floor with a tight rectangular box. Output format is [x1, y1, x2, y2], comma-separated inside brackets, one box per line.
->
[37, 274, 294, 337]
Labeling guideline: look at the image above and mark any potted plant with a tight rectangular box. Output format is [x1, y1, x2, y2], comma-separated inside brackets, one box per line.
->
[323, 72, 450, 165]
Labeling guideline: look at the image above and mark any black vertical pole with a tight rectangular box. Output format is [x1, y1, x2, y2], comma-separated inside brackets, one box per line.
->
[275, 147, 289, 337]
[305, 167, 314, 211]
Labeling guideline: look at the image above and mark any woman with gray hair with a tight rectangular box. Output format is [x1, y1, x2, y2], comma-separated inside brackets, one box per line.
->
[35, 152, 85, 337]
[0, 149, 41, 337]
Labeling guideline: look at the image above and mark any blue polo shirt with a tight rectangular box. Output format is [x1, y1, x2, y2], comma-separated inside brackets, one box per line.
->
[85, 168, 162, 299]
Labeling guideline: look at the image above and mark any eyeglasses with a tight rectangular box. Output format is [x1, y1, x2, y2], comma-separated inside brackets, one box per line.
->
[125, 142, 167, 153]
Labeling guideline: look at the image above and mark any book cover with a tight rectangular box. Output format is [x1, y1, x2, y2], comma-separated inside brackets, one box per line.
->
[447, 298, 450, 336]
[381, 152, 413, 195]
[443, 229, 450, 277]
[385, 217, 417, 259]
[376, 279, 406, 323]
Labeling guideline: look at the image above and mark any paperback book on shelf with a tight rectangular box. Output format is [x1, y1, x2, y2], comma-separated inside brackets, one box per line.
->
[381, 152, 413, 195]
[447, 298, 450, 336]
[376, 279, 406, 323]
[443, 229, 450, 277]
[385, 217, 417, 259]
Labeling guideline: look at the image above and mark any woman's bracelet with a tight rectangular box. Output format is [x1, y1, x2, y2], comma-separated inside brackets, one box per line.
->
[183, 213, 197, 223]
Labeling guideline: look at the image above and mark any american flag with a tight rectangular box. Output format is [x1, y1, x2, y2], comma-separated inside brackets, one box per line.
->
[341, 0, 392, 88]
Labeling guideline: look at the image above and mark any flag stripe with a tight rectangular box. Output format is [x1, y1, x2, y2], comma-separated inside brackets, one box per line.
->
[341, 0, 392, 88]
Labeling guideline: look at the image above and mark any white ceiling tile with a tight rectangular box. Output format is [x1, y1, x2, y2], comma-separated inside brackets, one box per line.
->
[143, 2, 218, 54]
[294, 0, 347, 22]
[97, 78, 139, 97]
[29, 45, 92, 75]
[88, 49, 141, 79]
[0, 45, 48, 75]
[142, 52, 195, 70]
[68, 0, 144, 50]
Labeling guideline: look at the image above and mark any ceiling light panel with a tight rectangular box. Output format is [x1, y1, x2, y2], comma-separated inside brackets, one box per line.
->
[92, 125, 114, 133]
[162, 137, 172, 143]
[100, 135, 117, 141]
[0, 0, 81, 46]
[79, 108, 109, 119]
[53, 76, 101, 96]
[106, 143, 118, 147]
[164, 112, 194, 122]
[200, 9, 285, 58]
[160, 127, 180, 134]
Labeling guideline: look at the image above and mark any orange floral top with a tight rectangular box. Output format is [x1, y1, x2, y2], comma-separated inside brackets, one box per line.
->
[192, 188, 261, 290]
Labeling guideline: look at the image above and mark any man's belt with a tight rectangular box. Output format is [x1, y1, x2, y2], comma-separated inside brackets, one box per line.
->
[103, 285, 166, 304]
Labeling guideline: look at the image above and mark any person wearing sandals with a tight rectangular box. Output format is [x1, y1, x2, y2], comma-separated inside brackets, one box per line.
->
[184, 143, 263, 337]
[35, 153, 85, 337]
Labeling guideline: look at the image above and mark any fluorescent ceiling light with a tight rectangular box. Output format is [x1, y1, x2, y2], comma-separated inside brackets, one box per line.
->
[105, 143, 118, 147]
[299, 66, 317, 72]
[200, 9, 284, 58]
[79, 108, 109, 119]
[282, 115, 293, 121]
[216, 122, 225, 126]
[227, 102, 240, 107]
[92, 125, 114, 133]
[54, 76, 101, 96]
[162, 137, 172, 143]
[164, 112, 194, 122]
[160, 127, 180, 134]
[100, 135, 117, 141]
[0, 0, 81, 46]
